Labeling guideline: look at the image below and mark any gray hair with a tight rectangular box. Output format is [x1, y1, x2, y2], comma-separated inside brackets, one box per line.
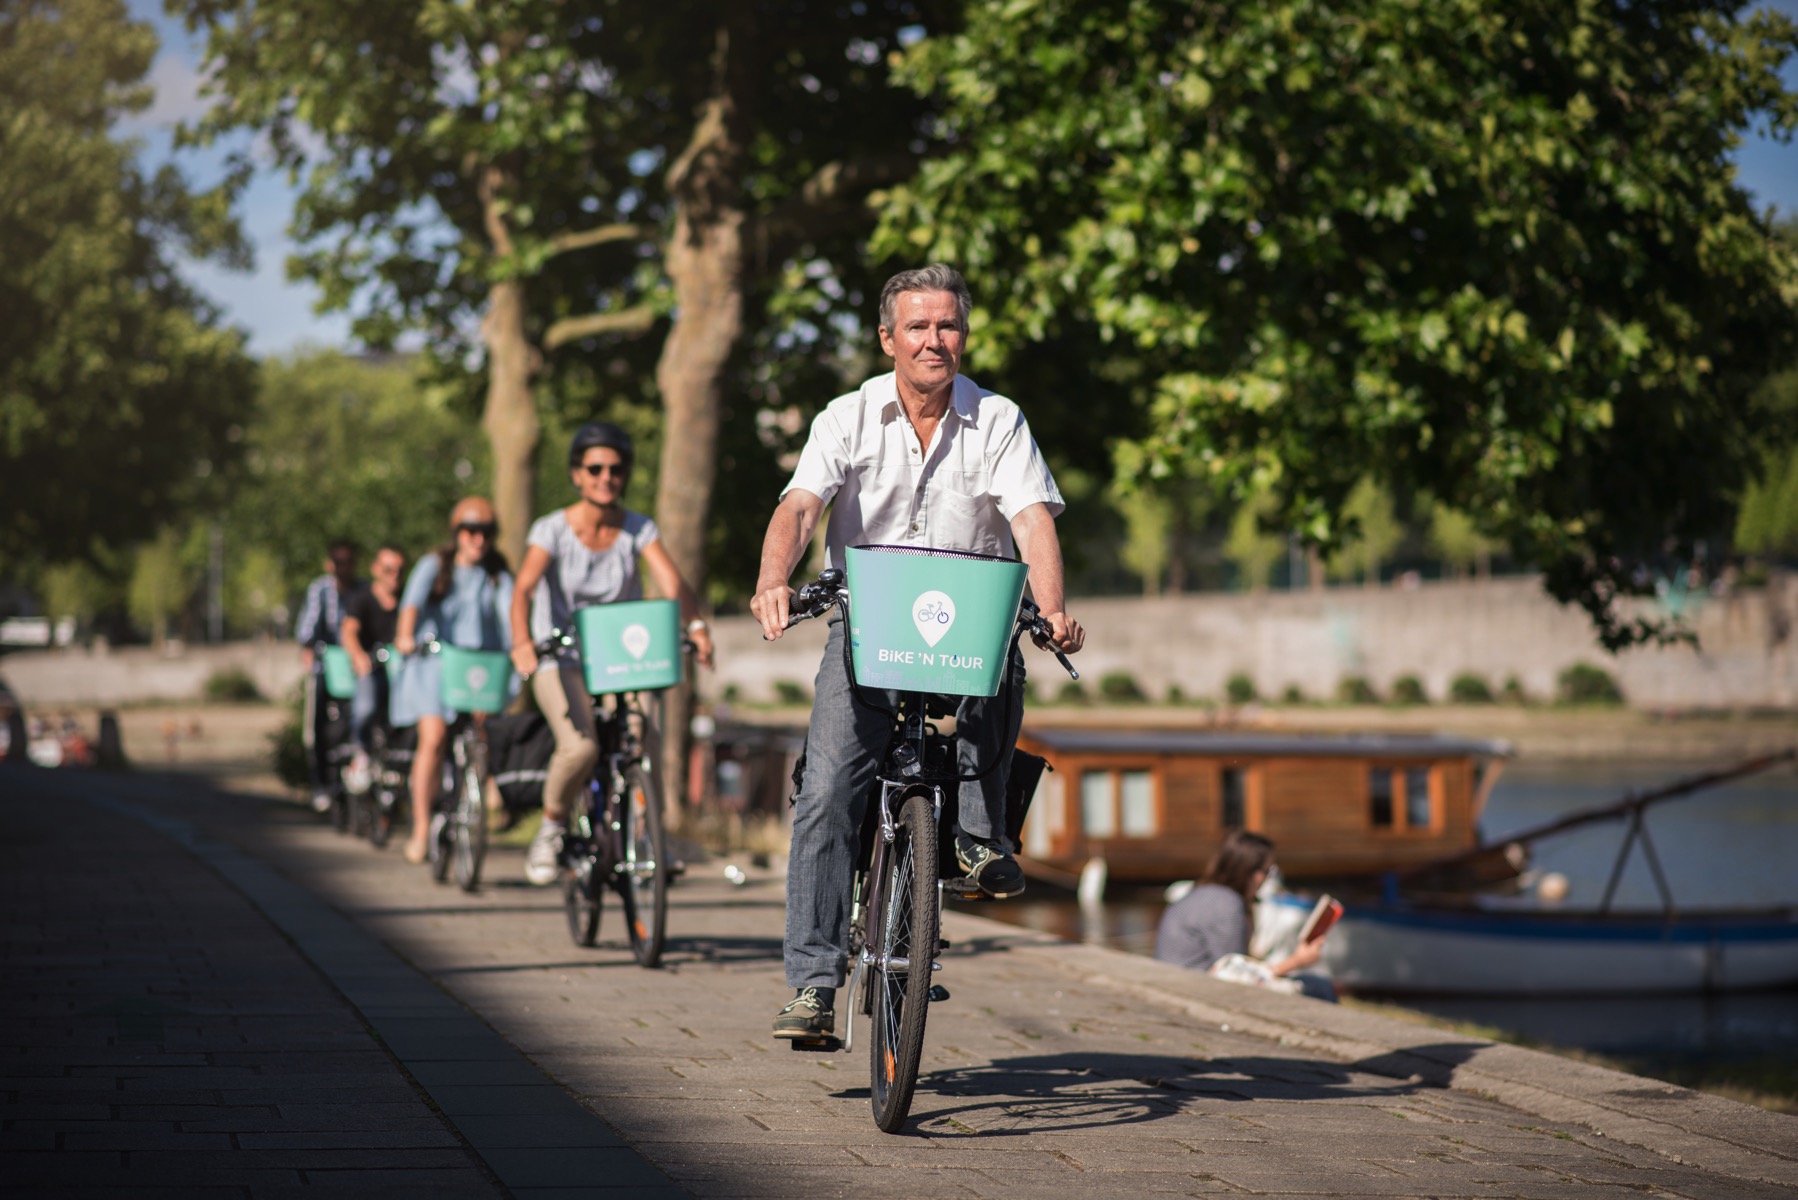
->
[878, 264, 972, 334]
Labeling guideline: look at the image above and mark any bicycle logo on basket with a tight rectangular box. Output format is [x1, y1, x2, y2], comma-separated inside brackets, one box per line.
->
[911, 591, 956, 647]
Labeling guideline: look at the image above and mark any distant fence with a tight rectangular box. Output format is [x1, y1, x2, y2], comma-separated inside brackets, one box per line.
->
[4, 572, 1793, 711]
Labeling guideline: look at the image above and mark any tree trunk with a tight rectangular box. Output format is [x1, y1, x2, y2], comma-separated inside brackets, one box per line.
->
[478, 164, 540, 572]
[651, 23, 751, 822]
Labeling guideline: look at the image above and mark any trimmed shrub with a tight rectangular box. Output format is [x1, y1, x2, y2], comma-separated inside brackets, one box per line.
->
[1557, 662, 1625, 707]
[1389, 674, 1429, 706]
[1449, 672, 1495, 704]
[772, 680, 810, 706]
[1098, 671, 1147, 703]
[1280, 683, 1307, 705]
[1165, 684, 1187, 705]
[1337, 676, 1379, 705]
[721, 683, 742, 704]
[270, 716, 309, 788]
[1057, 679, 1089, 705]
[204, 667, 263, 703]
[1500, 674, 1530, 705]
[1225, 672, 1257, 705]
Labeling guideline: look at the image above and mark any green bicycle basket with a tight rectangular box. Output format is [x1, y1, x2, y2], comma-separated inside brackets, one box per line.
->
[437, 644, 513, 714]
[575, 599, 683, 696]
[844, 545, 1028, 697]
[319, 645, 358, 699]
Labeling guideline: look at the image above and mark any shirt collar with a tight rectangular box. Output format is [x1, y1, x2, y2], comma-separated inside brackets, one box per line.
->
[874, 372, 981, 426]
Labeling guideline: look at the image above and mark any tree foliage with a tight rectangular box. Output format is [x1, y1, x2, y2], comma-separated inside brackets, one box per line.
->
[221, 352, 489, 606]
[879, 0, 1798, 647]
[0, 0, 256, 568]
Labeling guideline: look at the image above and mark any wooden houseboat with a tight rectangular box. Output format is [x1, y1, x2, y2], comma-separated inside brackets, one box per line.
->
[1013, 728, 1513, 885]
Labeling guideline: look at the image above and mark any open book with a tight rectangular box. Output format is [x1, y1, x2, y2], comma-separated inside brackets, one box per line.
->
[1298, 894, 1344, 944]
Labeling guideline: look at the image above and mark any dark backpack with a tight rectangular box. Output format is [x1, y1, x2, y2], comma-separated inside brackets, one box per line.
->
[485, 711, 555, 824]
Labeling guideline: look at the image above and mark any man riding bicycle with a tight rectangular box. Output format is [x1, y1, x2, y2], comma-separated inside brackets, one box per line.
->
[294, 538, 362, 814]
[749, 264, 1085, 1041]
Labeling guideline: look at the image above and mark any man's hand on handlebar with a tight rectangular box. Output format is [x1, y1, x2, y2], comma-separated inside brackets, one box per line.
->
[1034, 610, 1084, 655]
[750, 583, 796, 641]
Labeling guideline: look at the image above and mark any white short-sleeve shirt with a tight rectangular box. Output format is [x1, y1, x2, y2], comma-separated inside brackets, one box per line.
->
[781, 372, 1063, 570]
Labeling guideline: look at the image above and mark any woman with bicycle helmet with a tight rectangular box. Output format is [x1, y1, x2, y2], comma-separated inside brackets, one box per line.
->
[392, 496, 515, 864]
[508, 422, 714, 886]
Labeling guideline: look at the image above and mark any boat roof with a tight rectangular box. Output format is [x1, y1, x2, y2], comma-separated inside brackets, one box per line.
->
[1018, 727, 1514, 760]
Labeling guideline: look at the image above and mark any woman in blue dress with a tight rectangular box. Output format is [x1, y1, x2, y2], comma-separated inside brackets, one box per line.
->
[392, 496, 514, 864]
[508, 423, 713, 885]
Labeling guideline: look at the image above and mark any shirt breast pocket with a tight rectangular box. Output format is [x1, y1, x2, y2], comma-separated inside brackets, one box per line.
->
[937, 487, 1003, 555]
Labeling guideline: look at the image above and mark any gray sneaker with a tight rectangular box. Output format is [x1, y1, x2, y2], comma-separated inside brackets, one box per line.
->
[954, 832, 1026, 898]
[772, 987, 835, 1039]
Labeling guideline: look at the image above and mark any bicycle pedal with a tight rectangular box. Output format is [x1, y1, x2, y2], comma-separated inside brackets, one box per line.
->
[929, 985, 951, 1002]
[787, 1036, 842, 1053]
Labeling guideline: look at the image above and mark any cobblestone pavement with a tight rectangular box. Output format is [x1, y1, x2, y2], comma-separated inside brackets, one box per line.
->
[5, 765, 1795, 1198]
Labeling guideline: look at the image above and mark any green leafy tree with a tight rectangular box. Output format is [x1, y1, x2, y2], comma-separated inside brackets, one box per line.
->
[128, 526, 206, 647]
[0, 0, 255, 568]
[1429, 501, 1504, 579]
[1223, 487, 1286, 591]
[1327, 479, 1404, 586]
[879, 0, 1798, 647]
[222, 352, 488, 607]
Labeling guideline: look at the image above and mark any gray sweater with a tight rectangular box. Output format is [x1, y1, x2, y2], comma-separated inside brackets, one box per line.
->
[1154, 884, 1249, 972]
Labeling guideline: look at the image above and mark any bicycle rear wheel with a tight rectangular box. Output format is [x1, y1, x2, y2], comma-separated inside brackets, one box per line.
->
[451, 730, 487, 892]
[868, 789, 938, 1133]
[615, 759, 668, 968]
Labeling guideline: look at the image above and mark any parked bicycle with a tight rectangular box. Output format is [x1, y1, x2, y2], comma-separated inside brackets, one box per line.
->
[779, 546, 1077, 1132]
[530, 598, 689, 968]
[416, 639, 512, 891]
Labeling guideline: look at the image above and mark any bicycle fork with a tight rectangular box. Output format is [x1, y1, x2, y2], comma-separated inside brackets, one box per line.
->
[843, 780, 949, 1053]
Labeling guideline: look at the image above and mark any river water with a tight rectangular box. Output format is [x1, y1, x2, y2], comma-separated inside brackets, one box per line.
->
[968, 758, 1798, 1084]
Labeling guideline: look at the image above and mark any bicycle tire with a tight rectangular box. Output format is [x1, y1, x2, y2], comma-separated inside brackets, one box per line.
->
[868, 789, 937, 1133]
[452, 731, 487, 892]
[615, 759, 668, 968]
[563, 864, 600, 946]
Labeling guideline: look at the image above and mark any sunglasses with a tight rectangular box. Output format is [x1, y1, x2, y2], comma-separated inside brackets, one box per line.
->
[580, 462, 628, 478]
[456, 522, 497, 537]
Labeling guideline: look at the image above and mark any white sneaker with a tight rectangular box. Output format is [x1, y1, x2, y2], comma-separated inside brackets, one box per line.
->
[310, 790, 333, 814]
[525, 820, 565, 886]
[344, 751, 372, 796]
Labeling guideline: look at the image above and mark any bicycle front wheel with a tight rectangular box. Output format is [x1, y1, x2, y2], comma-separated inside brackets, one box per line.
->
[868, 789, 938, 1133]
[615, 759, 668, 968]
[451, 731, 487, 892]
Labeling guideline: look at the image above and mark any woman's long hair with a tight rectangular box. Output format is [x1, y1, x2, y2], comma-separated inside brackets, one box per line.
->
[1199, 830, 1275, 913]
[427, 542, 508, 602]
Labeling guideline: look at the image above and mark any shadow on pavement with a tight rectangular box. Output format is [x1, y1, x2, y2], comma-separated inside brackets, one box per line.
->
[874, 1042, 1488, 1135]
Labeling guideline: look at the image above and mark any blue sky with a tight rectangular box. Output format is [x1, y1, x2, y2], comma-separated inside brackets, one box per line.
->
[126, 0, 1798, 357]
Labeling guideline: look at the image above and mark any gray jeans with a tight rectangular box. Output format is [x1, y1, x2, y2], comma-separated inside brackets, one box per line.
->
[784, 617, 1026, 989]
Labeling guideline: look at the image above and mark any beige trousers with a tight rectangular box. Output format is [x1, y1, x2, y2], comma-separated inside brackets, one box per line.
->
[531, 663, 599, 823]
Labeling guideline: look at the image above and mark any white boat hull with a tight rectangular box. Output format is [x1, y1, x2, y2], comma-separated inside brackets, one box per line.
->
[1323, 908, 1798, 996]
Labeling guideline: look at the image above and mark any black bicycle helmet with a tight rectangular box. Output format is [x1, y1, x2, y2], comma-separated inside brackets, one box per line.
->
[567, 421, 634, 471]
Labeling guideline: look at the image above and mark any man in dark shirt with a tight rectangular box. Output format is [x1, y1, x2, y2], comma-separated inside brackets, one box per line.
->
[295, 539, 360, 812]
[339, 544, 405, 792]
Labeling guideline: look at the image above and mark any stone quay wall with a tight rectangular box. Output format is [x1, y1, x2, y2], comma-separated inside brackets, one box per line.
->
[4, 572, 1793, 710]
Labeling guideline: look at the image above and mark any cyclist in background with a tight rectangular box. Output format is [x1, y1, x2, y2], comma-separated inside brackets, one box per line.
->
[508, 422, 715, 887]
[294, 538, 361, 813]
[339, 543, 406, 794]
[391, 499, 513, 865]
[749, 264, 1084, 1041]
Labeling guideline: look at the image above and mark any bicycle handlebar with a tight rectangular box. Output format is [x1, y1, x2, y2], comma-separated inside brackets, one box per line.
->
[776, 568, 1079, 680]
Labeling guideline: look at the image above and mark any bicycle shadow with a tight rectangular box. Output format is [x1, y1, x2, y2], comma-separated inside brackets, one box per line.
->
[662, 933, 785, 967]
[851, 1041, 1487, 1136]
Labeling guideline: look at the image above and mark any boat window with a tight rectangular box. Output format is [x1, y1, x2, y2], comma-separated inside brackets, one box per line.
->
[1120, 770, 1155, 836]
[1369, 767, 1394, 827]
[1220, 767, 1245, 828]
[1080, 772, 1116, 837]
[1405, 767, 1432, 828]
